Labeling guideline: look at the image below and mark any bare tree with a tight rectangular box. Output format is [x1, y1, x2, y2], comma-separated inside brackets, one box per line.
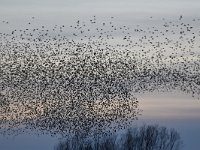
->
[55, 124, 182, 150]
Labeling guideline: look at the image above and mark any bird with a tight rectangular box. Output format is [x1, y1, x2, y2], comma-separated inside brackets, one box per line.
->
[179, 15, 183, 20]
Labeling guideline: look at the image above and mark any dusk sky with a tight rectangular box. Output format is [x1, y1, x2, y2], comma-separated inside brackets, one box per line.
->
[1, 0, 200, 26]
[0, 0, 200, 150]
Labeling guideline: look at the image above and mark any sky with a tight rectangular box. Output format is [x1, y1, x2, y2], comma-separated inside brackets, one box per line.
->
[138, 92, 200, 150]
[0, 0, 200, 150]
[1, 0, 200, 26]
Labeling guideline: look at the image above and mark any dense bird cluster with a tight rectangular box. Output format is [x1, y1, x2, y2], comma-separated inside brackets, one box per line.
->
[0, 16, 200, 138]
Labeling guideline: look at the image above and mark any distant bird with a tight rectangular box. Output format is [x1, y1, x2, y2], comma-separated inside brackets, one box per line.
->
[179, 15, 183, 20]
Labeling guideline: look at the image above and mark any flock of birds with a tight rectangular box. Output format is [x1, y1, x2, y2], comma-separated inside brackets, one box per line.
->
[0, 16, 200, 138]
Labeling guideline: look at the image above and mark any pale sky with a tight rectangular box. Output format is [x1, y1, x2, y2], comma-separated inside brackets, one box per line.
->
[0, 1, 200, 150]
[0, 0, 200, 26]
